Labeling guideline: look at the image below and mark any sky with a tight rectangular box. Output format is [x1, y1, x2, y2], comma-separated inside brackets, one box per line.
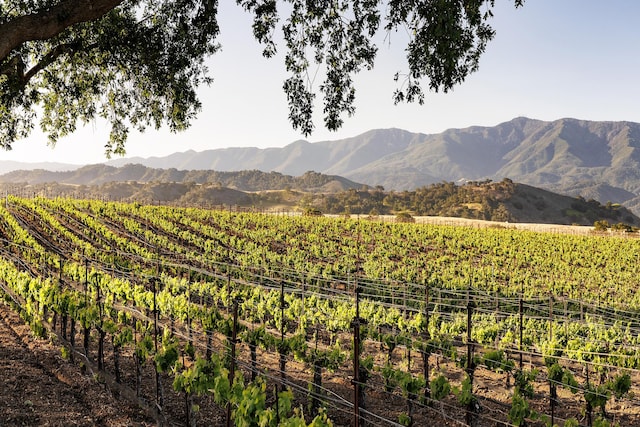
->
[3, 0, 640, 165]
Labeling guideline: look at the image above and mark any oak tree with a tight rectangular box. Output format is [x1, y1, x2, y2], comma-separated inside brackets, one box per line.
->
[0, 0, 523, 155]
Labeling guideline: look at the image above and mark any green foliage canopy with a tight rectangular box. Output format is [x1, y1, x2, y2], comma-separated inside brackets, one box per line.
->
[0, 0, 523, 155]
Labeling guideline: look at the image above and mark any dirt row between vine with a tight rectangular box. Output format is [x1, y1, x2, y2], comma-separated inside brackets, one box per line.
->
[0, 302, 154, 427]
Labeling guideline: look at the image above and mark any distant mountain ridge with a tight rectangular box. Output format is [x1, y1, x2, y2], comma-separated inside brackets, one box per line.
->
[5, 117, 640, 213]
[0, 160, 80, 175]
[103, 117, 640, 213]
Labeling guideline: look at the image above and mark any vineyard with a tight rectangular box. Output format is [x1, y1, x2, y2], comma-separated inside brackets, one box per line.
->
[1, 196, 640, 426]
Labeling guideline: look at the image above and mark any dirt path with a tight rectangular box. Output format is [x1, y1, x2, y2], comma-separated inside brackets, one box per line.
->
[0, 303, 154, 427]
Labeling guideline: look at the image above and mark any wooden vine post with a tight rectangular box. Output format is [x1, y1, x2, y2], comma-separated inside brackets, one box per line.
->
[186, 270, 192, 342]
[563, 297, 568, 338]
[585, 364, 592, 427]
[548, 293, 554, 343]
[519, 280, 524, 370]
[226, 267, 232, 314]
[423, 282, 431, 399]
[68, 296, 75, 361]
[226, 298, 241, 427]
[59, 257, 68, 340]
[351, 286, 366, 427]
[279, 280, 287, 392]
[58, 256, 64, 283]
[151, 276, 162, 411]
[96, 274, 105, 371]
[83, 258, 90, 356]
[351, 226, 367, 427]
[84, 258, 89, 305]
[465, 290, 476, 427]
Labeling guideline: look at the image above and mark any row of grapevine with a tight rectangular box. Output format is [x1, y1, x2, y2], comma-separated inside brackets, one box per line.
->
[1, 196, 640, 426]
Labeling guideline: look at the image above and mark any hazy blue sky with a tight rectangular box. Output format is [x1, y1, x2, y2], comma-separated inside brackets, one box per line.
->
[3, 0, 640, 165]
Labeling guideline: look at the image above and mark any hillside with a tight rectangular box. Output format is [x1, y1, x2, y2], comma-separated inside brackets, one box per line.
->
[1, 176, 636, 226]
[0, 165, 365, 192]
[95, 118, 640, 214]
[312, 179, 640, 226]
[7, 117, 640, 215]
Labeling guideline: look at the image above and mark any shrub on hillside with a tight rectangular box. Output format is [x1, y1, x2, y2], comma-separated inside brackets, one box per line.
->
[593, 220, 609, 231]
[395, 212, 415, 223]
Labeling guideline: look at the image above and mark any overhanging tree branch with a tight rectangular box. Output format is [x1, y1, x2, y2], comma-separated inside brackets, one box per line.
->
[0, 42, 83, 86]
[0, 1, 525, 154]
[0, 0, 125, 63]
[23, 42, 84, 83]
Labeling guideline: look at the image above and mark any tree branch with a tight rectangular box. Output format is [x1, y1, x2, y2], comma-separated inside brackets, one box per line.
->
[0, 55, 24, 80]
[0, 41, 89, 88]
[23, 42, 82, 82]
[0, 0, 125, 63]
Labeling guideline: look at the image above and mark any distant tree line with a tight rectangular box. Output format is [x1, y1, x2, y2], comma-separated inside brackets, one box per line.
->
[315, 179, 517, 222]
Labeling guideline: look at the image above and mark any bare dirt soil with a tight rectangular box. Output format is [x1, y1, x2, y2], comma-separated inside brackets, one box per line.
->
[0, 303, 154, 427]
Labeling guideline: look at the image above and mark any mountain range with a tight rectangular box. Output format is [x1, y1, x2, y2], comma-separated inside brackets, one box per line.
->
[4, 117, 640, 213]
